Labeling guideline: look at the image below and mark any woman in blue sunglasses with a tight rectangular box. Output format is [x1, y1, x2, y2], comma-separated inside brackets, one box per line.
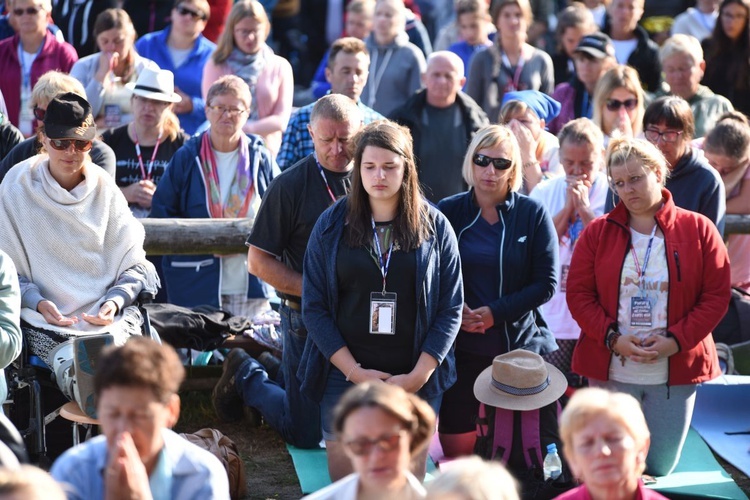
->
[436, 124, 559, 458]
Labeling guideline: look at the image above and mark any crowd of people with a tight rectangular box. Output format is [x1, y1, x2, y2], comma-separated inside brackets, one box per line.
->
[0, 0, 744, 498]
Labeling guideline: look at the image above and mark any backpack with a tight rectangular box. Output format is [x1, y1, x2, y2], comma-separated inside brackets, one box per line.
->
[475, 401, 574, 499]
[713, 287, 750, 346]
[180, 428, 247, 500]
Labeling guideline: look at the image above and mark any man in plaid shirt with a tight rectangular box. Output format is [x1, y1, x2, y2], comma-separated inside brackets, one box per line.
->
[277, 37, 383, 170]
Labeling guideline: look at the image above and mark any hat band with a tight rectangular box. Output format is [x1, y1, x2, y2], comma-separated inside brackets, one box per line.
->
[492, 375, 550, 396]
[134, 84, 168, 94]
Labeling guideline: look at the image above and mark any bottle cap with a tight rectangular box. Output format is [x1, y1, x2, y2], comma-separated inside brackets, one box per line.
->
[547, 443, 557, 453]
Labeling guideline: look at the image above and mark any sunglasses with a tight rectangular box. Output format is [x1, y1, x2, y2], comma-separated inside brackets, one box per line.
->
[473, 154, 513, 170]
[33, 106, 45, 121]
[176, 5, 206, 20]
[605, 98, 638, 112]
[48, 139, 93, 152]
[13, 6, 40, 16]
[343, 431, 404, 456]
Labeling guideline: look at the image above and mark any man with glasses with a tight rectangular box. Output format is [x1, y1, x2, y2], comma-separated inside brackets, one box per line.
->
[135, 0, 215, 134]
[212, 95, 363, 449]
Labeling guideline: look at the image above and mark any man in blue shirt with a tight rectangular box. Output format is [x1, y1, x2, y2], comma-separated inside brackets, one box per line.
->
[276, 37, 382, 170]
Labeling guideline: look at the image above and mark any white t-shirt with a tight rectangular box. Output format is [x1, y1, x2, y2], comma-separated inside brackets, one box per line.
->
[529, 172, 608, 340]
[213, 148, 253, 296]
[168, 46, 192, 69]
[611, 38, 639, 65]
[610, 228, 669, 384]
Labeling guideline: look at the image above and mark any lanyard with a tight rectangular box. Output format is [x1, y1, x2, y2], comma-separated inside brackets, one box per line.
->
[371, 216, 394, 294]
[500, 50, 525, 92]
[17, 39, 44, 89]
[581, 91, 592, 119]
[133, 127, 163, 181]
[568, 215, 583, 248]
[630, 224, 657, 294]
[692, 9, 715, 32]
[367, 48, 393, 109]
[314, 153, 338, 204]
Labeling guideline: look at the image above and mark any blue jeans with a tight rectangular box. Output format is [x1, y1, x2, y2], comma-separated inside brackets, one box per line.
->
[236, 304, 321, 448]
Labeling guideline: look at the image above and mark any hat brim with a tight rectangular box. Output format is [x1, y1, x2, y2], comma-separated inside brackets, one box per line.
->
[574, 47, 608, 59]
[473, 361, 568, 411]
[44, 123, 96, 141]
[125, 82, 182, 103]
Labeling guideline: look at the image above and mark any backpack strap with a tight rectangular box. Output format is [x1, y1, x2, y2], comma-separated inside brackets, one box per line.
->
[493, 406, 514, 463]
[521, 408, 544, 469]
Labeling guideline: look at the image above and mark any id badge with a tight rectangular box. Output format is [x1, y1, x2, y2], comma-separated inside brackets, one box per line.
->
[104, 104, 121, 127]
[560, 264, 570, 293]
[370, 292, 397, 335]
[630, 296, 653, 327]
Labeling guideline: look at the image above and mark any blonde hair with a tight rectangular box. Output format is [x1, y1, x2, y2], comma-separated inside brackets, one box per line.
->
[491, 0, 533, 28]
[206, 75, 252, 109]
[592, 65, 645, 136]
[212, 0, 269, 64]
[560, 388, 650, 475]
[462, 124, 523, 192]
[660, 34, 703, 66]
[426, 456, 520, 500]
[333, 382, 435, 456]
[605, 137, 669, 187]
[557, 117, 604, 150]
[31, 71, 86, 109]
[347, 0, 375, 15]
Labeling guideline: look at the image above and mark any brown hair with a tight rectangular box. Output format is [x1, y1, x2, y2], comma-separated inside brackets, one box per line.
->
[704, 111, 750, 159]
[643, 95, 695, 141]
[347, 120, 431, 251]
[333, 382, 435, 456]
[206, 74, 252, 109]
[491, 0, 533, 27]
[212, 0, 269, 64]
[94, 8, 137, 38]
[555, 3, 596, 53]
[94, 337, 185, 404]
[327, 37, 369, 71]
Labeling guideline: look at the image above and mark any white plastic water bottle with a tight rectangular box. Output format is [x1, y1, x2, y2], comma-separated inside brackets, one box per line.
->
[543, 443, 563, 480]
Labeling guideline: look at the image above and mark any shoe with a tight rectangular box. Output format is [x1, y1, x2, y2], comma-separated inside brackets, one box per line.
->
[258, 351, 281, 381]
[212, 348, 250, 422]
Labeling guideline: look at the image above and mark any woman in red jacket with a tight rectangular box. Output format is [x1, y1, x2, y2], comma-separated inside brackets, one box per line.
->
[566, 137, 730, 477]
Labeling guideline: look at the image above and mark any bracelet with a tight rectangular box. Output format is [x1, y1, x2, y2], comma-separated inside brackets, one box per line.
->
[345, 363, 361, 382]
[523, 161, 540, 169]
[606, 329, 622, 354]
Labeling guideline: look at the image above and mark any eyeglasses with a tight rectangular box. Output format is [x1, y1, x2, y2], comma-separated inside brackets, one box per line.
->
[343, 431, 404, 456]
[48, 139, 93, 152]
[473, 154, 513, 170]
[175, 5, 206, 21]
[206, 105, 248, 117]
[33, 106, 45, 121]
[13, 6, 40, 16]
[605, 98, 638, 112]
[644, 128, 683, 144]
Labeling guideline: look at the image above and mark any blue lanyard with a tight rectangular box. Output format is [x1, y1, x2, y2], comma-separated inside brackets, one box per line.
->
[17, 39, 44, 89]
[314, 153, 337, 204]
[371, 216, 394, 294]
[581, 91, 592, 119]
[631, 224, 657, 295]
[568, 215, 583, 248]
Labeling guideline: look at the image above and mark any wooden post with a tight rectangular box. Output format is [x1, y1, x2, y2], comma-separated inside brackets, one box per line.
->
[142, 218, 253, 255]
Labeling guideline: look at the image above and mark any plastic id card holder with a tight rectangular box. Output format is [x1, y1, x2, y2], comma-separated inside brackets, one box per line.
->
[630, 296, 653, 327]
[370, 292, 397, 335]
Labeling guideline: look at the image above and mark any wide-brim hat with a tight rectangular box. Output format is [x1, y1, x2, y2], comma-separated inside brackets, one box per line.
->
[43, 92, 96, 141]
[474, 350, 567, 411]
[125, 62, 182, 103]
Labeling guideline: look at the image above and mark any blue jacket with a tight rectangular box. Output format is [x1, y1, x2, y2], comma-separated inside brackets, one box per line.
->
[438, 190, 559, 356]
[150, 132, 278, 308]
[299, 199, 463, 402]
[135, 27, 216, 135]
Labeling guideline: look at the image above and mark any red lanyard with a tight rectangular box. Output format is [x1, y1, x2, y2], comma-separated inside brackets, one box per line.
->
[501, 50, 525, 92]
[315, 154, 338, 204]
[133, 127, 162, 181]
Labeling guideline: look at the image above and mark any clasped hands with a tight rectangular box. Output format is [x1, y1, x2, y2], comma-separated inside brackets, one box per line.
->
[461, 304, 494, 334]
[37, 300, 118, 327]
[349, 367, 426, 394]
[104, 431, 153, 500]
[613, 333, 679, 363]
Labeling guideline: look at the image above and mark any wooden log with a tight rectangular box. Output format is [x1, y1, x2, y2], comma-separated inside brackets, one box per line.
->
[142, 218, 253, 255]
[726, 215, 750, 235]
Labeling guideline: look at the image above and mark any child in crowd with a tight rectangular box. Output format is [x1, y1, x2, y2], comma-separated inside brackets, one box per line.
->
[448, 0, 492, 88]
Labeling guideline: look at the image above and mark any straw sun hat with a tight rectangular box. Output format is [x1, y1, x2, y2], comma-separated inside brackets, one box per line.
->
[473, 350, 568, 411]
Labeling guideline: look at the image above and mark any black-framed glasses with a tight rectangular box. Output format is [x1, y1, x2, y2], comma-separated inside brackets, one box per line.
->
[343, 431, 404, 456]
[48, 139, 93, 152]
[605, 98, 638, 112]
[206, 105, 248, 117]
[175, 5, 206, 20]
[13, 6, 40, 16]
[644, 128, 683, 144]
[33, 106, 45, 121]
[473, 154, 513, 170]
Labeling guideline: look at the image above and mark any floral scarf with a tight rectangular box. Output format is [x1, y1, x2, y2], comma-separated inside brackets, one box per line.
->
[199, 131, 254, 218]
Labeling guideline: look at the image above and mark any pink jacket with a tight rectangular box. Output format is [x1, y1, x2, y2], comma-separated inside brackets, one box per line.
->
[0, 32, 78, 128]
[202, 44, 293, 157]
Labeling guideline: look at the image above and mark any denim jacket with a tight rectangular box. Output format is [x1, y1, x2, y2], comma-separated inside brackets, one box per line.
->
[438, 189, 559, 356]
[299, 199, 463, 402]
